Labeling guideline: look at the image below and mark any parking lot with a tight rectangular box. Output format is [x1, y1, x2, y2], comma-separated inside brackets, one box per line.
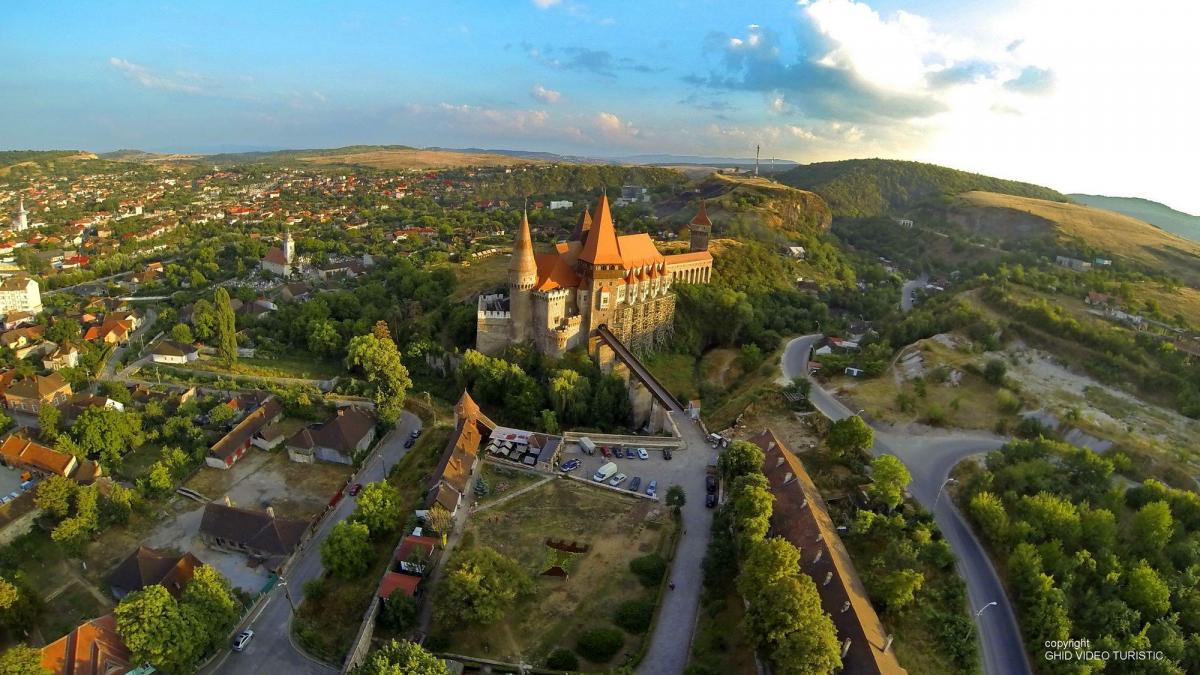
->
[558, 439, 715, 505]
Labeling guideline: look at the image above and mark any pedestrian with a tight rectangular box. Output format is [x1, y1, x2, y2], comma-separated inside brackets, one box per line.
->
[669, 581, 675, 591]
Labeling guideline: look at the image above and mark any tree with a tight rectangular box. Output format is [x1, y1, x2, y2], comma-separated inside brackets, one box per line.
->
[180, 565, 239, 656]
[191, 299, 217, 342]
[436, 546, 531, 625]
[352, 482, 403, 539]
[629, 553, 667, 587]
[983, 359, 1008, 385]
[867, 455, 910, 512]
[718, 440, 765, 482]
[614, 597, 655, 633]
[744, 576, 841, 675]
[307, 319, 342, 356]
[1131, 501, 1175, 555]
[665, 485, 686, 511]
[102, 483, 135, 525]
[1124, 560, 1171, 619]
[34, 475, 76, 519]
[377, 595, 418, 632]
[206, 402, 236, 426]
[38, 403, 61, 441]
[214, 287, 238, 364]
[537, 409, 560, 434]
[145, 462, 173, 495]
[0, 644, 49, 675]
[576, 626, 624, 663]
[968, 491, 1010, 545]
[871, 568, 925, 610]
[827, 416, 873, 456]
[352, 639, 448, 675]
[170, 323, 194, 344]
[71, 407, 143, 465]
[46, 317, 81, 345]
[426, 504, 454, 535]
[322, 521, 373, 579]
[115, 585, 195, 674]
[346, 327, 412, 424]
[738, 537, 801, 597]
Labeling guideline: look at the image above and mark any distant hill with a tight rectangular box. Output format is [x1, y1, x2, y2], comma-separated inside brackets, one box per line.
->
[0, 150, 99, 177]
[949, 191, 1200, 285]
[656, 173, 831, 242]
[778, 158, 1068, 218]
[1068, 194, 1200, 244]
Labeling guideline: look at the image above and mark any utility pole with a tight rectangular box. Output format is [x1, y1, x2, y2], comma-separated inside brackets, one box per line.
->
[755, 144, 760, 176]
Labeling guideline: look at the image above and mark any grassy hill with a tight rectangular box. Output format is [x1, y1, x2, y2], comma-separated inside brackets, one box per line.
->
[949, 191, 1200, 285]
[1068, 194, 1200, 244]
[656, 173, 831, 241]
[183, 145, 546, 169]
[779, 158, 1068, 218]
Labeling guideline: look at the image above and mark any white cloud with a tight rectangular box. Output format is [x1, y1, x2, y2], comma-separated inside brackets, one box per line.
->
[108, 57, 205, 94]
[530, 84, 562, 104]
[595, 112, 640, 140]
[531, 0, 561, 8]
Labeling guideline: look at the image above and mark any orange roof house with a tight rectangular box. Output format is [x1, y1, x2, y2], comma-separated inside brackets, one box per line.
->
[3, 372, 72, 413]
[424, 391, 493, 515]
[40, 613, 131, 675]
[0, 435, 78, 477]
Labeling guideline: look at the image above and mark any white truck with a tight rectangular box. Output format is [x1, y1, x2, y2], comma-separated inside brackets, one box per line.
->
[592, 461, 618, 482]
[578, 437, 597, 456]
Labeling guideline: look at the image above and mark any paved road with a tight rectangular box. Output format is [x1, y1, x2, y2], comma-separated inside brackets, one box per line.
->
[98, 308, 158, 382]
[900, 274, 928, 312]
[202, 412, 422, 675]
[779, 335, 1031, 675]
[637, 412, 717, 675]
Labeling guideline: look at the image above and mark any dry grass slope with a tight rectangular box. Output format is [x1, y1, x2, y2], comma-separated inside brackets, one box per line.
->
[297, 148, 544, 169]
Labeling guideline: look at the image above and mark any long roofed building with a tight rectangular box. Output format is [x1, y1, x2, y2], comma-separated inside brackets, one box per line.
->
[477, 194, 712, 358]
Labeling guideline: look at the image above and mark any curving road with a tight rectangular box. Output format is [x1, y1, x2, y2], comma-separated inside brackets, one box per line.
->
[779, 335, 1031, 675]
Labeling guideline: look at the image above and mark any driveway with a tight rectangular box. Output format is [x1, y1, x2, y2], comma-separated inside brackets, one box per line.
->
[636, 413, 717, 675]
[779, 335, 1031, 675]
[200, 411, 422, 675]
[99, 308, 157, 382]
[900, 274, 928, 312]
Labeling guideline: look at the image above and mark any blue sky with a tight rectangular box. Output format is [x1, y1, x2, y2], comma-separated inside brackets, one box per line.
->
[3, 0, 1200, 212]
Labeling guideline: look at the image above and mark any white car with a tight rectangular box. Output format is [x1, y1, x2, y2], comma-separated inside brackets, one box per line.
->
[608, 473, 628, 487]
[232, 629, 254, 652]
[637, 448, 649, 460]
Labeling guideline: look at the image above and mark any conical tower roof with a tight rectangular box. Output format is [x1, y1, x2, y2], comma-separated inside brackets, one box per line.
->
[690, 200, 711, 227]
[568, 208, 592, 242]
[578, 194, 623, 266]
[511, 209, 537, 280]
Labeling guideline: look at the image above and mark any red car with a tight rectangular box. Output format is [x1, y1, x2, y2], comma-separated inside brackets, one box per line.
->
[349, 483, 363, 496]
[600, 446, 612, 459]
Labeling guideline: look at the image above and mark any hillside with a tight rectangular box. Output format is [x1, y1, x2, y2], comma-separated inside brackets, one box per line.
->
[778, 158, 1068, 218]
[0, 150, 103, 178]
[188, 145, 547, 169]
[656, 173, 831, 240]
[949, 191, 1200, 285]
[1068, 194, 1200, 244]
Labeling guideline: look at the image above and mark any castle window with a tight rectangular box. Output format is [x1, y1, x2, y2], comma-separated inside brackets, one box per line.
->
[616, 285, 626, 302]
[599, 290, 610, 309]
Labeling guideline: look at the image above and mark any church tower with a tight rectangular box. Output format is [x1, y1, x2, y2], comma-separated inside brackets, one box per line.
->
[13, 198, 28, 232]
[688, 200, 711, 253]
[508, 209, 537, 343]
[282, 229, 295, 265]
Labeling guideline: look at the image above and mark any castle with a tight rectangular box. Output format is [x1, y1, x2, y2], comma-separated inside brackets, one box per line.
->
[477, 194, 713, 359]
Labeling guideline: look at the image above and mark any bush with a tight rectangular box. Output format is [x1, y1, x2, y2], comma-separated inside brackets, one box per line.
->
[629, 553, 667, 588]
[614, 597, 655, 634]
[546, 647, 579, 670]
[576, 626, 624, 663]
[984, 359, 1008, 384]
[378, 596, 417, 632]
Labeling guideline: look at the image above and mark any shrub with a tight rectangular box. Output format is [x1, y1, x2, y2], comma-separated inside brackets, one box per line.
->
[546, 647, 579, 670]
[984, 359, 1008, 384]
[629, 553, 667, 587]
[576, 626, 624, 662]
[996, 389, 1021, 414]
[614, 597, 655, 634]
[923, 404, 947, 426]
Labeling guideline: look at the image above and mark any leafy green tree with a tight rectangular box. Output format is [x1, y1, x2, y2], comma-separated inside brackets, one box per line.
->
[46, 317, 82, 345]
[1123, 560, 1171, 619]
[102, 483, 135, 525]
[0, 644, 49, 675]
[867, 455, 911, 511]
[968, 491, 1009, 545]
[827, 416, 873, 456]
[180, 565, 240, 656]
[307, 319, 341, 356]
[377, 595, 418, 632]
[115, 585, 195, 675]
[214, 287, 238, 364]
[575, 626, 624, 663]
[34, 475, 76, 519]
[614, 597, 655, 633]
[738, 537, 801, 597]
[435, 546, 531, 625]
[629, 553, 667, 587]
[145, 462, 173, 495]
[322, 521, 373, 579]
[1020, 492, 1081, 546]
[537, 409, 560, 434]
[206, 402, 236, 426]
[548, 368, 591, 424]
[170, 323, 193, 344]
[870, 568, 925, 610]
[717, 440, 765, 482]
[71, 407, 144, 465]
[191, 299, 217, 342]
[351, 481, 403, 539]
[352, 639, 448, 675]
[346, 324, 412, 424]
[0, 577, 17, 612]
[52, 486, 99, 553]
[1131, 501, 1175, 555]
[665, 485, 686, 511]
[731, 475, 774, 548]
[546, 648, 579, 671]
[745, 576, 841, 675]
[38, 404, 60, 441]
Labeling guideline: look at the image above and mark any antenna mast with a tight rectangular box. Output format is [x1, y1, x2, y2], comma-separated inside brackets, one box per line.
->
[755, 144, 760, 176]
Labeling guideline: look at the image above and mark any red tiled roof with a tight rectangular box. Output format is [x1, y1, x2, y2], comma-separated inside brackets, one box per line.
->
[378, 571, 420, 599]
[578, 195, 623, 266]
[40, 613, 131, 675]
[0, 435, 76, 476]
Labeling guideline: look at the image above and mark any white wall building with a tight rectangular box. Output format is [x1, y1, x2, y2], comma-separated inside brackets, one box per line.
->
[0, 276, 42, 316]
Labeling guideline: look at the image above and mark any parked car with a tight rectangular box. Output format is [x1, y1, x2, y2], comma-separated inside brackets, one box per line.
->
[645, 480, 658, 498]
[232, 629, 254, 652]
[404, 438, 415, 449]
[662, 448, 672, 461]
[612, 447, 624, 458]
[629, 477, 642, 492]
[410, 428, 421, 439]
[600, 446, 612, 459]
[637, 448, 649, 460]
[705, 474, 717, 494]
[348, 483, 363, 496]
[705, 493, 717, 508]
[609, 473, 628, 487]
[560, 459, 581, 472]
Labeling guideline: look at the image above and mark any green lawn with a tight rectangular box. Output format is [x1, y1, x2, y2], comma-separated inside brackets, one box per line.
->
[183, 353, 344, 380]
[642, 352, 701, 402]
[475, 462, 544, 506]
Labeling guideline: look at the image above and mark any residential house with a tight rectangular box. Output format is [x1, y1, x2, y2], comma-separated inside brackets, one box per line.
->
[206, 397, 283, 469]
[42, 343, 81, 371]
[60, 393, 125, 424]
[2, 310, 35, 330]
[83, 319, 131, 345]
[149, 340, 199, 364]
[0, 435, 77, 477]
[751, 430, 907, 674]
[40, 614, 132, 675]
[278, 281, 313, 303]
[199, 498, 308, 570]
[4, 372, 71, 413]
[378, 533, 439, 602]
[1055, 255, 1093, 272]
[107, 546, 202, 599]
[425, 392, 494, 516]
[0, 325, 46, 359]
[252, 421, 289, 450]
[285, 407, 377, 465]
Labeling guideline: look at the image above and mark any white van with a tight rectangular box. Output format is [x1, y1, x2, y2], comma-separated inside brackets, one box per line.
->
[592, 461, 618, 482]
[579, 437, 597, 455]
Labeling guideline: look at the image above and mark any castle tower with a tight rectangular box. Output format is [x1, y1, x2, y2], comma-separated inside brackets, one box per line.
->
[688, 200, 711, 253]
[576, 194, 625, 337]
[508, 209, 537, 343]
[13, 197, 28, 232]
[568, 208, 592, 242]
[282, 229, 295, 265]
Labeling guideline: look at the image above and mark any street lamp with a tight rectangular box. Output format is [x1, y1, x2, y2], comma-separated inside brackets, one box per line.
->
[934, 478, 958, 509]
[975, 601, 998, 617]
[278, 577, 297, 615]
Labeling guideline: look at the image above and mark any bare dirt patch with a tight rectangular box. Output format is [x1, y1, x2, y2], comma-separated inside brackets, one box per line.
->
[184, 448, 351, 520]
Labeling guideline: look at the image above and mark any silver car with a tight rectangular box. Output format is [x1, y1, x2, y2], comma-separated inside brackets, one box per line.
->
[232, 629, 254, 652]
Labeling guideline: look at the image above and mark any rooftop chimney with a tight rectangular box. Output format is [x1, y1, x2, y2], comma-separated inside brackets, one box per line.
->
[222, 495, 232, 507]
[823, 571, 833, 586]
[776, 456, 785, 467]
[884, 634, 895, 652]
[842, 637, 852, 658]
[814, 549, 824, 563]
[841, 601, 851, 613]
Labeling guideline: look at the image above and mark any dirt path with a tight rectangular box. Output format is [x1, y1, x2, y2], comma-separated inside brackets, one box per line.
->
[473, 476, 552, 514]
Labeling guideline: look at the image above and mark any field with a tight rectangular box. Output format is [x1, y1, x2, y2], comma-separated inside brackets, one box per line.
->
[297, 148, 543, 170]
[449, 254, 510, 302]
[475, 461, 546, 506]
[183, 448, 351, 520]
[953, 191, 1200, 285]
[643, 346, 782, 431]
[433, 479, 674, 670]
[181, 353, 343, 380]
